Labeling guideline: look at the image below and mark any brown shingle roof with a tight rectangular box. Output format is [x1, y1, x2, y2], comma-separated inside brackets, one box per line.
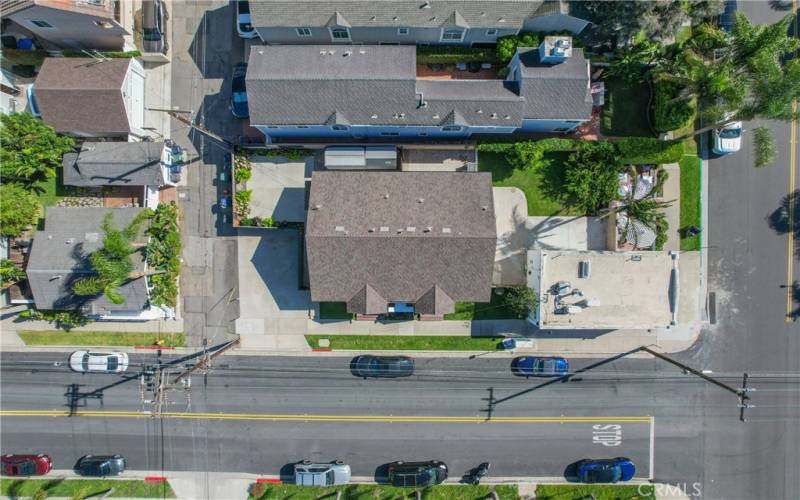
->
[306, 171, 496, 314]
[34, 58, 131, 135]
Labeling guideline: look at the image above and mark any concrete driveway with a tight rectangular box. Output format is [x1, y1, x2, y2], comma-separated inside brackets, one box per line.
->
[247, 155, 312, 223]
[493, 187, 607, 286]
[235, 228, 311, 351]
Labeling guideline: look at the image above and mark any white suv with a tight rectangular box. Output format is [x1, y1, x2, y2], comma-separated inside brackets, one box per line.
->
[294, 460, 351, 486]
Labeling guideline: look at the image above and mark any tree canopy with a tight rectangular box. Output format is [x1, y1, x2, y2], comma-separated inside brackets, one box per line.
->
[72, 211, 149, 305]
[0, 183, 40, 238]
[563, 142, 623, 215]
[0, 112, 74, 185]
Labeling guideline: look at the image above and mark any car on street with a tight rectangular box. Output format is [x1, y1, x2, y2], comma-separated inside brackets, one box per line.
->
[712, 121, 743, 155]
[294, 460, 351, 486]
[387, 460, 448, 487]
[511, 356, 569, 377]
[230, 63, 249, 119]
[1, 454, 52, 476]
[69, 351, 129, 373]
[236, 1, 257, 39]
[75, 455, 126, 476]
[576, 457, 635, 483]
[350, 355, 414, 378]
[142, 0, 167, 54]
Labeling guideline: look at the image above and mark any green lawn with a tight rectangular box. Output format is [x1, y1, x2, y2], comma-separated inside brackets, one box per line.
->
[250, 483, 519, 500]
[32, 167, 67, 209]
[479, 151, 579, 216]
[601, 78, 654, 138]
[305, 335, 505, 351]
[444, 293, 521, 320]
[18, 330, 186, 347]
[318, 302, 354, 320]
[1, 478, 176, 498]
[679, 139, 701, 251]
[536, 484, 655, 500]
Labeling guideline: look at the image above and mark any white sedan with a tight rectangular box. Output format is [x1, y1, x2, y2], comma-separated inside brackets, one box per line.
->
[69, 351, 129, 373]
[712, 121, 743, 155]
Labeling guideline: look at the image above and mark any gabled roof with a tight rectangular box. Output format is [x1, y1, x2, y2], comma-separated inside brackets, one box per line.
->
[326, 11, 351, 27]
[246, 45, 531, 127]
[306, 171, 496, 314]
[63, 142, 165, 187]
[33, 58, 131, 135]
[250, 0, 547, 29]
[518, 47, 592, 119]
[1, 0, 115, 18]
[26, 207, 149, 314]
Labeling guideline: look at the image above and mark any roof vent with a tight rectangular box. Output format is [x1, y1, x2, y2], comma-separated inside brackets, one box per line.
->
[359, 49, 366, 54]
[490, 113, 498, 119]
[320, 49, 327, 55]
[383, 193, 390, 199]
[311, 204, 321, 210]
[424, 227, 433, 233]
[481, 205, 488, 211]
[49, 275, 62, 281]
[480, 11, 486, 16]
[476, 109, 483, 114]
[335, 226, 346, 232]
[406, 226, 416, 232]
[421, 1, 431, 8]
[370, 15, 377, 21]
[368, 227, 376, 233]
[417, 198, 424, 203]
[498, 17, 506, 22]
[371, 114, 378, 119]
[442, 227, 451, 234]
[432, 114, 440, 120]
[343, 50, 352, 57]
[327, 50, 335, 55]
[392, 16, 399, 21]
[504, 115, 511, 120]
[47, 235, 52, 240]
[396, 228, 403, 234]
[65, 238, 75, 244]
[380, 226, 389, 232]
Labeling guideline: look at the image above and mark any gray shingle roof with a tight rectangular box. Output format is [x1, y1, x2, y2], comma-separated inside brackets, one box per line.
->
[34, 58, 131, 135]
[247, 44, 590, 126]
[518, 47, 592, 119]
[26, 207, 150, 314]
[306, 171, 496, 314]
[250, 0, 546, 29]
[63, 142, 165, 187]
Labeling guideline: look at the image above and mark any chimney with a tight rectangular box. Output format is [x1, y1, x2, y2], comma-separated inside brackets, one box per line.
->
[539, 36, 572, 65]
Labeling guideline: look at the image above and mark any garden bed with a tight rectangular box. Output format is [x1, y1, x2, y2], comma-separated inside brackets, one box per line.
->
[601, 77, 654, 138]
[318, 302, 354, 320]
[535, 484, 654, 500]
[444, 293, 523, 320]
[250, 483, 518, 500]
[679, 139, 701, 251]
[1, 478, 176, 498]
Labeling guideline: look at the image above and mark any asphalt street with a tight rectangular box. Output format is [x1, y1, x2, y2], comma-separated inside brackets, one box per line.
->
[696, 1, 800, 499]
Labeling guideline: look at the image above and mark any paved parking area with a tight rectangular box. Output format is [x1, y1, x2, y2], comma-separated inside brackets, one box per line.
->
[234, 228, 310, 351]
[247, 155, 312, 223]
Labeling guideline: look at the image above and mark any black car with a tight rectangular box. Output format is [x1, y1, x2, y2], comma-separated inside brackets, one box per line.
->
[76, 455, 126, 476]
[387, 460, 448, 487]
[350, 355, 414, 378]
[231, 63, 249, 119]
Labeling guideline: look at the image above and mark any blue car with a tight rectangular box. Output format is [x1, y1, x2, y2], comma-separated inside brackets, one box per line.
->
[511, 356, 569, 377]
[230, 63, 249, 119]
[577, 458, 635, 483]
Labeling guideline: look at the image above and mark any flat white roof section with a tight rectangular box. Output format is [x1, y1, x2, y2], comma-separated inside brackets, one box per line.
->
[529, 250, 675, 330]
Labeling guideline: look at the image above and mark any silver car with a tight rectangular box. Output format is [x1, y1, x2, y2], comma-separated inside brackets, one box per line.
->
[294, 460, 351, 486]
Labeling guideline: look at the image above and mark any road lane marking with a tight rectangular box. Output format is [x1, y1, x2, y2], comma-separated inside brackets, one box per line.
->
[788, 98, 797, 323]
[0, 410, 651, 424]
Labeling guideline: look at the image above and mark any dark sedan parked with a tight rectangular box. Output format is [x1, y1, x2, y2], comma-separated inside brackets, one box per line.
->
[231, 63, 249, 119]
[76, 455, 126, 476]
[350, 355, 414, 378]
[577, 457, 635, 483]
[387, 460, 448, 487]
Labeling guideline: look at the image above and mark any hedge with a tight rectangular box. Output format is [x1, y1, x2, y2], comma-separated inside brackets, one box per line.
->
[416, 46, 498, 64]
[615, 137, 684, 164]
[496, 33, 540, 63]
[652, 80, 695, 133]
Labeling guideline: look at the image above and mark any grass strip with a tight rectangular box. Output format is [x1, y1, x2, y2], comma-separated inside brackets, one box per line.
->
[1, 478, 176, 498]
[679, 139, 701, 251]
[536, 484, 655, 500]
[250, 483, 519, 500]
[444, 293, 521, 320]
[319, 302, 354, 320]
[18, 330, 186, 347]
[306, 335, 504, 351]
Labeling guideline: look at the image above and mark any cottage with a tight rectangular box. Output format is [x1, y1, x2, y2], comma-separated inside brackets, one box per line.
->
[306, 171, 496, 319]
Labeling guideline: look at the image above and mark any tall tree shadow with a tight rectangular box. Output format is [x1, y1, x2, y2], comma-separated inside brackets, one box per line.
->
[767, 190, 800, 259]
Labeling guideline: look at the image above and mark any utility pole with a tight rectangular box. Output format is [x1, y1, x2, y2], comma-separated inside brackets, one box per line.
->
[146, 107, 231, 146]
[640, 346, 752, 421]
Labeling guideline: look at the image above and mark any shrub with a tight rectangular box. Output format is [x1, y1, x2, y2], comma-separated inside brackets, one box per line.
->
[563, 141, 623, 214]
[502, 286, 539, 317]
[416, 46, 497, 64]
[652, 80, 695, 133]
[18, 308, 91, 330]
[234, 155, 252, 183]
[259, 148, 308, 161]
[615, 137, 684, 164]
[496, 33, 540, 64]
[235, 189, 252, 217]
[0, 183, 40, 238]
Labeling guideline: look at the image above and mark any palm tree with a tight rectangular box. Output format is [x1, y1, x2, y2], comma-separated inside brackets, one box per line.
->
[604, 168, 675, 249]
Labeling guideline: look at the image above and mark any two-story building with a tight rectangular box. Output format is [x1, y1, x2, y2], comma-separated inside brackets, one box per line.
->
[246, 36, 591, 141]
[248, 0, 588, 46]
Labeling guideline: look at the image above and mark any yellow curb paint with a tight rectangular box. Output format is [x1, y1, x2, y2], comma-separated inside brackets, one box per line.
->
[0, 410, 651, 424]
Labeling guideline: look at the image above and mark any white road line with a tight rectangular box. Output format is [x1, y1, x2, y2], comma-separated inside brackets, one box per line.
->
[649, 415, 655, 481]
